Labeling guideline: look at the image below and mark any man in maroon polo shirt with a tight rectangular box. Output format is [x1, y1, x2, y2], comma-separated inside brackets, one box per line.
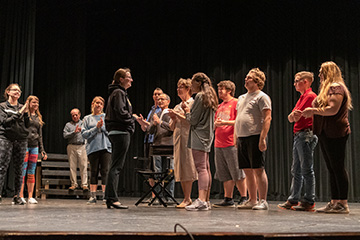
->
[278, 71, 318, 211]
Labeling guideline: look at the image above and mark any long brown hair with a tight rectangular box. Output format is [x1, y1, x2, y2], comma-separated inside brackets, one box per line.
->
[26, 95, 45, 126]
[192, 72, 218, 111]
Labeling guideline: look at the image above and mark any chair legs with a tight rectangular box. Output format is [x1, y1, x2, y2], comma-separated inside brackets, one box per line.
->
[135, 171, 178, 207]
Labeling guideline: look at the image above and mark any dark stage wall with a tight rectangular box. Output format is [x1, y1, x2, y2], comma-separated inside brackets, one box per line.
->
[1, 0, 360, 201]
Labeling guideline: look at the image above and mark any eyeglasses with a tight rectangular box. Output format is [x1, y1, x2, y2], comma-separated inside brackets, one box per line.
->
[10, 89, 22, 93]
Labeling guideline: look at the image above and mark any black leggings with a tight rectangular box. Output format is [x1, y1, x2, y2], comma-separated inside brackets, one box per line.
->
[318, 134, 349, 200]
[88, 150, 111, 185]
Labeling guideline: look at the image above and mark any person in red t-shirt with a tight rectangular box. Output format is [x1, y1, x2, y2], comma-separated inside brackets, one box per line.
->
[212, 80, 247, 208]
[278, 71, 318, 212]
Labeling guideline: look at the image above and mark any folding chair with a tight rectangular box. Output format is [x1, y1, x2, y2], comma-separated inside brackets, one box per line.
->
[135, 145, 179, 207]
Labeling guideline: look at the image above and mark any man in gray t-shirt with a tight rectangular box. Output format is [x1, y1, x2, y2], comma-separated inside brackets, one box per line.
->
[234, 68, 272, 211]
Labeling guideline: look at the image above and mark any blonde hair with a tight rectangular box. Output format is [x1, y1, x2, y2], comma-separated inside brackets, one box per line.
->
[26, 95, 45, 126]
[317, 61, 352, 110]
[192, 72, 218, 111]
[295, 71, 314, 84]
[217, 80, 236, 97]
[177, 78, 192, 96]
[91, 96, 105, 114]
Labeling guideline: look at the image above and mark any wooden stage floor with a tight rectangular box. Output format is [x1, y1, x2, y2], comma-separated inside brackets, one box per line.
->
[0, 197, 360, 239]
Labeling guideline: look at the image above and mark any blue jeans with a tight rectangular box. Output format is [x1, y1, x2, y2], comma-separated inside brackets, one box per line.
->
[288, 130, 318, 204]
[153, 156, 175, 198]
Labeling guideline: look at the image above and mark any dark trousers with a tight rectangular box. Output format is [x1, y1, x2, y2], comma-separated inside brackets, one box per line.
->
[0, 138, 27, 196]
[105, 133, 131, 202]
[318, 134, 349, 200]
[88, 150, 111, 185]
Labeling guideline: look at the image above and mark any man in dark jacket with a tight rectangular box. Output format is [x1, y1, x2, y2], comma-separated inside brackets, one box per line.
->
[148, 93, 174, 199]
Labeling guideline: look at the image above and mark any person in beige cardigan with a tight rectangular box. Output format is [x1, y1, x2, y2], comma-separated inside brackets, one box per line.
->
[169, 78, 198, 208]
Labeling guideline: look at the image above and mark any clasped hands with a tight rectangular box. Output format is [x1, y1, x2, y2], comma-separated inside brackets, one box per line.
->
[96, 117, 103, 128]
[293, 108, 315, 120]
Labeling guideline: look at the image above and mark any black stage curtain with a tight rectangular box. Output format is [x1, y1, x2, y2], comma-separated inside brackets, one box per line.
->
[34, 1, 87, 154]
[0, 0, 36, 196]
[0, 0, 36, 102]
[2, 0, 360, 201]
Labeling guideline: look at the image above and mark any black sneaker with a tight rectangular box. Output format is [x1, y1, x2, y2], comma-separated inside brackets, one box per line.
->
[213, 199, 235, 208]
[12, 197, 25, 205]
[238, 197, 248, 205]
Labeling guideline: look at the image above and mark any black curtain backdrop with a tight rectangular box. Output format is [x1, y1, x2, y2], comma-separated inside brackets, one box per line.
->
[0, 0, 36, 102]
[1, 0, 360, 201]
[0, 0, 36, 196]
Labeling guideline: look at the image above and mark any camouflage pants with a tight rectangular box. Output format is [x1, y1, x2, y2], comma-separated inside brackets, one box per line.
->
[0, 138, 27, 196]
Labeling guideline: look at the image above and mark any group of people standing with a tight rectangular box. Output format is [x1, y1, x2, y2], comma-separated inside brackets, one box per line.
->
[0, 60, 352, 214]
[134, 68, 271, 211]
[133, 61, 352, 213]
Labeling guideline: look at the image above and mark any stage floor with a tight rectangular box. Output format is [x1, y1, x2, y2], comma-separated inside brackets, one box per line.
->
[0, 197, 359, 234]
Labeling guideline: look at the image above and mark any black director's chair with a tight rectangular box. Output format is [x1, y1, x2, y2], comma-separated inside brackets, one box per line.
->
[135, 145, 179, 207]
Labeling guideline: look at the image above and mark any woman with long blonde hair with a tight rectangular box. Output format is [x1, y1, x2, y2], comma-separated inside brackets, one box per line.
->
[19, 95, 47, 204]
[303, 61, 352, 213]
[81, 96, 111, 205]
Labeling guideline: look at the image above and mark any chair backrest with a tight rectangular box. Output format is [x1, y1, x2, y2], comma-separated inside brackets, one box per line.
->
[149, 145, 173, 172]
[149, 145, 173, 157]
[134, 156, 152, 171]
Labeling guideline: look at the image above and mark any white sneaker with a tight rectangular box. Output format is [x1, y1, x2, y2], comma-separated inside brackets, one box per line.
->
[237, 199, 257, 209]
[252, 199, 269, 210]
[185, 198, 209, 211]
[207, 201, 211, 210]
[28, 198, 38, 204]
[20, 197, 27, 204]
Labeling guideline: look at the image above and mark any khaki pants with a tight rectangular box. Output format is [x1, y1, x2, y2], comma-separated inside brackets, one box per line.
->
[67, 144, 88, 187]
